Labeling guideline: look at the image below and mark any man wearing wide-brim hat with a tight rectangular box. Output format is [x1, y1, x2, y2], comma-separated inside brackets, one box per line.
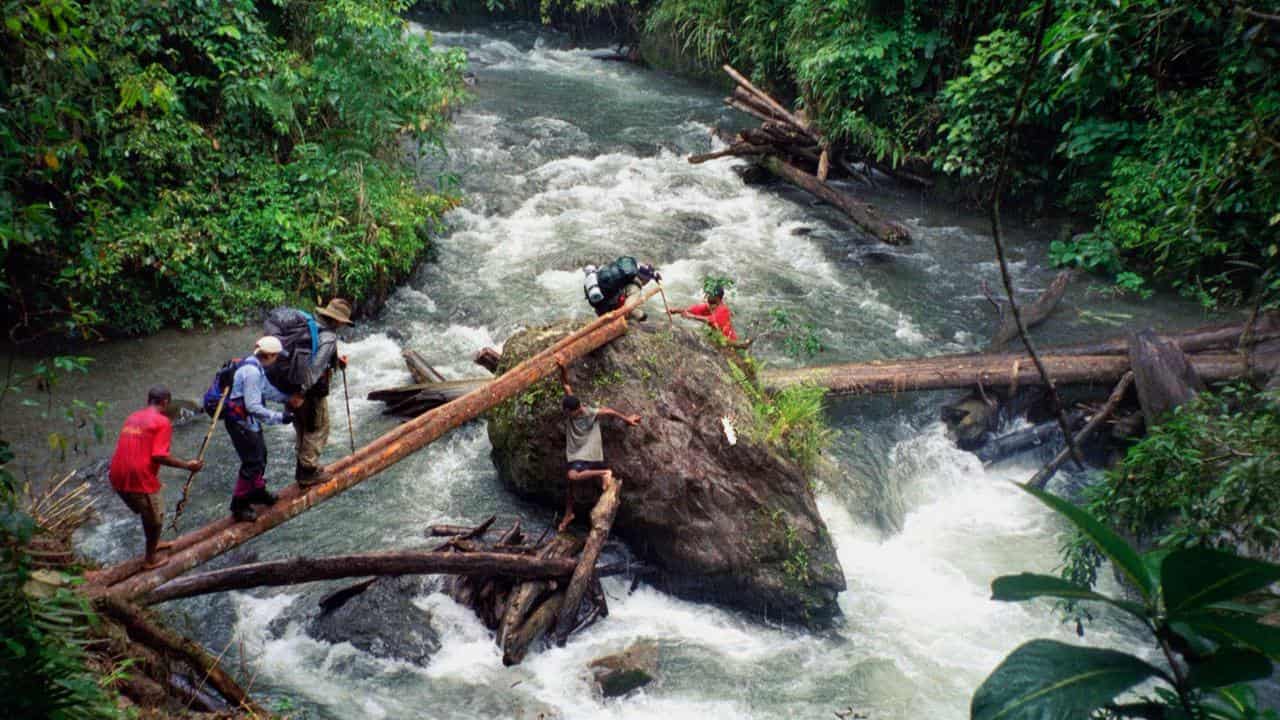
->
[295, 298, 355, 487]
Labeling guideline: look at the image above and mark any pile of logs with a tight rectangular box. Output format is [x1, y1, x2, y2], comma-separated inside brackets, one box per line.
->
[689, 65, 912, 245]
[439, 475, 623, 665]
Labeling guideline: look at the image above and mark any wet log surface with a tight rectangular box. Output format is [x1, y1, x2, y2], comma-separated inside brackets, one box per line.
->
[554, 475, 621, 647]
[1128, 329, 1204, 425]
[1029, 371, 1135, 489]
[144, 549, 580, 605]
[989, 271, 1072, 350]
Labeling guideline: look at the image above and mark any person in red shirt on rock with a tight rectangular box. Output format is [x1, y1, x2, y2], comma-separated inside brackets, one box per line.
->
[670, 283, 738, 342]
[108, 386, 204, 568]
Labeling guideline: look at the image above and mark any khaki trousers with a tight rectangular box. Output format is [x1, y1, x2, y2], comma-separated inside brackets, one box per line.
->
[295, 394, 330, 472]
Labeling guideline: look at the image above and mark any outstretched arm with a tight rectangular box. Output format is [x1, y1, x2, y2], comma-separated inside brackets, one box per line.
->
[597, 407, 641, 426]
[556, 355, 573, 396]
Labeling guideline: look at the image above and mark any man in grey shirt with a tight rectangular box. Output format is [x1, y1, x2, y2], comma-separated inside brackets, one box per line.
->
[559, 364, 640, 532]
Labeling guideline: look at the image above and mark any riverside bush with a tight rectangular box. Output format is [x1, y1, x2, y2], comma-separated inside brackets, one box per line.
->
[1, 0, 467, 337]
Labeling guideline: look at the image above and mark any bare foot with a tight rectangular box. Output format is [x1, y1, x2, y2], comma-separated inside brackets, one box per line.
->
[557, 512, 575, 533]
[142, 555, 167, 570]
[156, 540, 174, 551]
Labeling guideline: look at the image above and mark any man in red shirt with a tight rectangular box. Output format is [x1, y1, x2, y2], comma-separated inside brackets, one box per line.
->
[670, 284, 738, 342]
[108, 386, 204, 568]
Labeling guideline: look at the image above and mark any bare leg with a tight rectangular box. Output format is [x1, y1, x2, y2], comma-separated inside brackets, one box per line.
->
[561, 468, 612, 531]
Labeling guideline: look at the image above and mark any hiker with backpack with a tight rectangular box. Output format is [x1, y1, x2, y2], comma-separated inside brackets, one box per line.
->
[108, 386, 204, 568]
[261, 299, 353, 487]
[582, 256, 659, 321]
[221, 336, 299, 522]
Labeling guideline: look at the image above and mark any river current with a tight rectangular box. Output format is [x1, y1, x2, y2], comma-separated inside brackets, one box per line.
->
[49, 19, 1223, 719]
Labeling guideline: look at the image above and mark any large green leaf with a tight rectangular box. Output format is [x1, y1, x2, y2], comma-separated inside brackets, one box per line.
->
[1161, 548, 1280, 617]
[1018, 484, 1155, 600]
[1182, 612, 1280, 660]
[971, 639, 1165, 720]
[991, 573, 1147, 619]
[1185, 649, 1273, 690]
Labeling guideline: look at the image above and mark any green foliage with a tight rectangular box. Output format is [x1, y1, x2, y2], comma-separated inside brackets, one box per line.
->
[1062, 385, 1280, 591]
[700, 272, 736, 299]
[1, 0, 467, 337]
[728, 358, 832, 471]
[973, 484, 1280, 720]
[768, 308, 824, 360]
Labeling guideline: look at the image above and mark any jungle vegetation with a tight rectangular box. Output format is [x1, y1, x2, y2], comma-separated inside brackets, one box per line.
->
[1, 0, 467, 338]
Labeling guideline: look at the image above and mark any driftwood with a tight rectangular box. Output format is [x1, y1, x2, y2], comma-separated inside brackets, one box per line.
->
[975, 411, 1085, 464]
[691, 65, 913, 245]
[989, 271, 1073, 350]
[554, 475, 622, 646]
[1029, 371, 1135, 489]
[499, 534, 583, 665]
[402, 349, 446, 384]
[143, 549, 580, 605]
[89, 287, 662, 601]
[474, 347, 502, 374]
[96, 596, 264, 715]
[369, 378, 496, 417]
[761, 157, 911, 245]
[1128, 329, 1204, 425]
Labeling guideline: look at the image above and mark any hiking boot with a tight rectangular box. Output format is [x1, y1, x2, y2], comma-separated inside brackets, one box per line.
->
[230, 500, 257, 523]
[247, 487, 278, 506]
[629, 308, 648, 322]
[295, 463, 326, 488]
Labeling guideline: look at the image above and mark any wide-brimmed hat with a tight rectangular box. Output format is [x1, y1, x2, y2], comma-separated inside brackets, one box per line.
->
[316, 298, 356, 327]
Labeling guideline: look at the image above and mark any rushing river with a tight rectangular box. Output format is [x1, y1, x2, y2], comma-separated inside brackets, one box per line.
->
[33, 18, 1229, 720]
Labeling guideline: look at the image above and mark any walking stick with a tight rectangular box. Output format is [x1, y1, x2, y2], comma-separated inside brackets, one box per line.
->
[656, 279, 675, 332]
[341, 366, 355, 454]
[169, 387, 227, 533]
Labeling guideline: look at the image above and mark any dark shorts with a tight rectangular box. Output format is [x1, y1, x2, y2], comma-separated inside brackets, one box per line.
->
[116, 490, 162, 529]
[568, 460, 608, 473]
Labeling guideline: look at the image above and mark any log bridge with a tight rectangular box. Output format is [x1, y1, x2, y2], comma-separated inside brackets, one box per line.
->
[85, 288, 662, 610]
[369, 314, 1279, 418]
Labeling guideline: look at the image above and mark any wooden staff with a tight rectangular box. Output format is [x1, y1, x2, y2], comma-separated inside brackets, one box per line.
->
[342, 366, 355, 454]
[656, 279, 674, 331]
[169, 387, 226, 533]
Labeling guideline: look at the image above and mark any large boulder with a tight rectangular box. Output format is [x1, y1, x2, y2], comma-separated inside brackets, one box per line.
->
[487, 321, 845, 622]
[589, 640, 660, 698]
[306, 576, 441, 665]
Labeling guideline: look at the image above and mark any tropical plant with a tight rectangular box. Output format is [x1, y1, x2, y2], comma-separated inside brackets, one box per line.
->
[972, 483, 1280, 720]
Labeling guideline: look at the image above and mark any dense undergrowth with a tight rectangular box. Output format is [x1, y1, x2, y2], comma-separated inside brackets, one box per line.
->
[454, 0, 1279, 310]
[2, 0, 467, 338]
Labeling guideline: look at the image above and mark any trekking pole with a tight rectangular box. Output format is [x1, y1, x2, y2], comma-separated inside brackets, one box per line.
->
[169, 386, 227, 533]
[341, 366, 356, 454]
[656, 279, 675, 332]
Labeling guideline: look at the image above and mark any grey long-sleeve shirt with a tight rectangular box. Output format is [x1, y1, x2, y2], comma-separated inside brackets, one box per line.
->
[303, 328, 339, 396]
[231, 356, 290, 431]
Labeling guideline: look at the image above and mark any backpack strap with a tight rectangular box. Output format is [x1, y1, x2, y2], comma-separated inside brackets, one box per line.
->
[302, 311, 320, 359]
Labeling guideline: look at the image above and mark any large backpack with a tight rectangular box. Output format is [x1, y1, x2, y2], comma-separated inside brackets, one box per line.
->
[263, 307, 320, 394]
[202, 358, 251, 420]
[593, 256, 640, 309]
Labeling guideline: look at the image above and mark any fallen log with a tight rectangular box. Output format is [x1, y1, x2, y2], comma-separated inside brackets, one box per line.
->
[1050, 312, 1280, 357]
[1129, 329, 1203, 425]
[143, 550, 580, 605]
[499, 533, 583, 665]
[761, 157, 911, 245]
[723, 65, 816, 139]
[403, 349, 446, 384]
[554, 475, 622, 647]
[96, 596, 264, 715]
[762, 351, 1261, 397]
[1029, 371, 1135, 489]
[976, 411, 1085, 464]
[92, 287, 661, 601]
[989, 271, 1073, 350]
[366, 378, 486, 405]
[688, 142, 775, 165]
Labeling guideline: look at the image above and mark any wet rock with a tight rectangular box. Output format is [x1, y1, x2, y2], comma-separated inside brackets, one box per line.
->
[589, 640, 660, 697]
[305, 575, 441, 665]
[487, 321, 845, 623]
[732, 163, 771, 185]
[940, 394, 997, 450]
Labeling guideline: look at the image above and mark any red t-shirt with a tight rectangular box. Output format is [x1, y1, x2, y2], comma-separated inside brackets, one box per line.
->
[108, 406, 173, 494]
[687, 302, 738, 342]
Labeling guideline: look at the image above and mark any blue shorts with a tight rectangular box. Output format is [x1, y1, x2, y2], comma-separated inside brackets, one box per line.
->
[568, 460, 607, 473]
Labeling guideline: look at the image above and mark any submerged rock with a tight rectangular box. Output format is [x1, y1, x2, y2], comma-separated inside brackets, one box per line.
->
[305, 576, 441, 666]
[589, 640, 660, 697]
[487, 321, 845, 622]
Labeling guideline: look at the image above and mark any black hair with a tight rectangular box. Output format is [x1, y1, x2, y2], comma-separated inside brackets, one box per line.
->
[562, 395, 581, 412]
[147, 385, 172, 405]
[708, 286, 725, 299]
